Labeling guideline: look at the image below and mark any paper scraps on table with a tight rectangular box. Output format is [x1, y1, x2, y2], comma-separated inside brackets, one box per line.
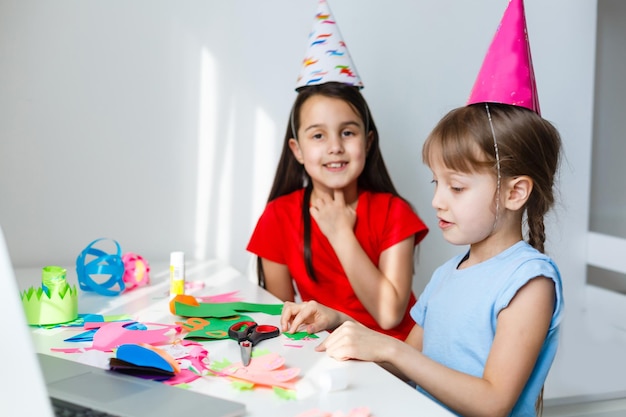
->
[185, 280, 205, 291]
[171, 294, 283, 317]
[215, 352, 300, 391]
[51, 321, 182, 356]
[109, 343, 179, 380]
[273, 386, 297, 400]
[110, 339, 211, 385]
[177, 315, 254, 340]
[195, 290, 243, 303]
[159, 341, 210, 386]
[282, 331, 319, 348]
[64, 322, 146, 343]
[48, 314, 133, 329]
[294, 407, 371, 417]
[91, 321, 180, 351]
[50, 347, 92, 354]
[284, 332, 319, 341]
[107, 340, 212, 385]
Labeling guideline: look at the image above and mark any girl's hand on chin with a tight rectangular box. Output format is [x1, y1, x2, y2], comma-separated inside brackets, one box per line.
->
[310, 189, 356, 240]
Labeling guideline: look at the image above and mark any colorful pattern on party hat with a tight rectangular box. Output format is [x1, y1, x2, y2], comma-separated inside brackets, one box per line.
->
[295, 0, 363, 90]
[467, 0, 540, 114]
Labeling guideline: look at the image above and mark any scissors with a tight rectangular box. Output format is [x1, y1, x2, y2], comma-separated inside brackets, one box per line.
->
[228, 320, 280, 366]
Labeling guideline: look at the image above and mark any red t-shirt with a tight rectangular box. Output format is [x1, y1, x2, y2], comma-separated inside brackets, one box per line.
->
[247, 189, 429, 340]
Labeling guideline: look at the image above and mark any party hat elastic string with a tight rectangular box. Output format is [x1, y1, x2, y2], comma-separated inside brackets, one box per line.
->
[484, 103, 502, 232]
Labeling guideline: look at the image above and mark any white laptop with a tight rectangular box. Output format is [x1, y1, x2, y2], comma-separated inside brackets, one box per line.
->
[0, 225, 245, 417]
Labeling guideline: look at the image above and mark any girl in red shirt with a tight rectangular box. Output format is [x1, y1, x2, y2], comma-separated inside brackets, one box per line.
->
[247, 82, 428, 340]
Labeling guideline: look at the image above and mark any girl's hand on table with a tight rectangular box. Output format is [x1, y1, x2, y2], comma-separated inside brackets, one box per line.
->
[280, 300, 350, 334]
[315, 321, 397, 362]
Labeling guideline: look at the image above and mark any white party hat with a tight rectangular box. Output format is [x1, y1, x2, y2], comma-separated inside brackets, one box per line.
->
[295, 0, 363, 90]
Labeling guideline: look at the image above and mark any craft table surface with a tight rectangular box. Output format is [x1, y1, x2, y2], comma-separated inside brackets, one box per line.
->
[17, 260, 454, 417]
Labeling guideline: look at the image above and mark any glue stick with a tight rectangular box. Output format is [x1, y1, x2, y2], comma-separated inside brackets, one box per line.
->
[169, 251, 185, 300]
[318, 368, 348, 392]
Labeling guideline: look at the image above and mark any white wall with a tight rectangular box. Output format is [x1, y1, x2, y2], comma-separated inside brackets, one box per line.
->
[0, 0, 600, 399]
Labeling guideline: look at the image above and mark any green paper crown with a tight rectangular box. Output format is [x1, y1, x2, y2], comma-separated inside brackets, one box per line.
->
[21, 284, 78, 325]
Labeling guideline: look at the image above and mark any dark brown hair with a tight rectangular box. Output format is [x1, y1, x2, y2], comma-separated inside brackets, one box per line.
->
[257, 82, 404, 287]
[422, 103, 561, 253]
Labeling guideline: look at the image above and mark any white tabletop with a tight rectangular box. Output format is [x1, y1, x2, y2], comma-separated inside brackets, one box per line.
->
[19, 260, 455, 417]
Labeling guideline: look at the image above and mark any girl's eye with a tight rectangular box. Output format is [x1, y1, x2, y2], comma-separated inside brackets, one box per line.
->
[342, 130, 355, 137]
[312, 133, 323, 140]
[450, 186, 464, 193]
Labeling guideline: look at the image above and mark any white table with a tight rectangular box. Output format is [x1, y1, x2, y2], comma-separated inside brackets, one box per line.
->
[18, 260, 455, 417]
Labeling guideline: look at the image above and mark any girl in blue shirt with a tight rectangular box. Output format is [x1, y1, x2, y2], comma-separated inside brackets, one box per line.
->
[281, 102, 563, 417]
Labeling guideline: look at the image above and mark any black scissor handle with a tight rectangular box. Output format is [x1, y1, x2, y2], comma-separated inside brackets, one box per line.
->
[228, 321, 257, 341]
[228, 321, 280, 345]
[248, 324, 280, 346]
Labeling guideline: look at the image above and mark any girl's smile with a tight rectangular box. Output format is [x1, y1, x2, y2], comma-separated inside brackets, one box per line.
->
[323, 160, 349, 173]
[289, 95, 370, 199]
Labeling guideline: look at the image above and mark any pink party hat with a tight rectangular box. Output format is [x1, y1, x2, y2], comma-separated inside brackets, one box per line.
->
[467, 0, 540, 114]
[295, 0, 363, 90]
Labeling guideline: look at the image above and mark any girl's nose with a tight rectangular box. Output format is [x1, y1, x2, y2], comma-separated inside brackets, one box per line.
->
[431, 187, 443, 210]
[328, 134, 344, 153]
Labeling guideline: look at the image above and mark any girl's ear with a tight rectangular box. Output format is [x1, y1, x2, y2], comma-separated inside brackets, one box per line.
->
[288, 138, 304, 164]
[505, 176, 533, 211]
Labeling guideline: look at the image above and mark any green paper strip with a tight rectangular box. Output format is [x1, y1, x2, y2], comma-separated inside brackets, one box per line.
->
[251, 347, 270, 358]
[284, 332, 319, 340]
[174, 301, 283, 318]
[209, 358, 232, 372]
[231, 380, 255, 391]
[273, 386, 296, 400]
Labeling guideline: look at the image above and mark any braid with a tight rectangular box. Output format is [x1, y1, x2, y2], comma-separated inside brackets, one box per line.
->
[525, 168, 554, 254]
[526, 201, 546, 253]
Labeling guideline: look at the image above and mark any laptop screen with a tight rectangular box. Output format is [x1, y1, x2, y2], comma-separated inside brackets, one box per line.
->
[0, 226, 55, 417]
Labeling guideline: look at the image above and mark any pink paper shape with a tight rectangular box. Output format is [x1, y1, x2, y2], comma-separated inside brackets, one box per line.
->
[185, 280, 205, 291]
[84, 321, 131, 330]
[50, 347, 92, 354]
[196, 290, 243, 303]
[163, 343, 210, 386]
[221, 353, 300, 390]
[163, 369, 200, 385]
[92, 322, 172, 351]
